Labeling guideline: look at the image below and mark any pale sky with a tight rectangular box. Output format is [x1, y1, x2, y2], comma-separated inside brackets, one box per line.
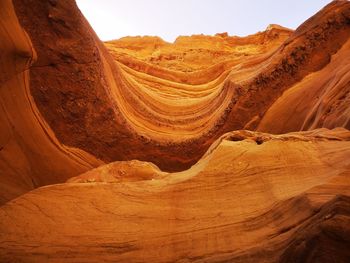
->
[76, 0, 333, 43]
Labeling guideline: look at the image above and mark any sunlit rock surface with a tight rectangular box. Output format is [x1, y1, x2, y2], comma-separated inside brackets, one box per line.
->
[0, 0, 350, 262]
[11, 0, 350, 173]
[1, 128, 350, 262]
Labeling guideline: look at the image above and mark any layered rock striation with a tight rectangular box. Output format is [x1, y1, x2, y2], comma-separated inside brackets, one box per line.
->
[0, 0, 350, 262]
[10, 0, 350, 174]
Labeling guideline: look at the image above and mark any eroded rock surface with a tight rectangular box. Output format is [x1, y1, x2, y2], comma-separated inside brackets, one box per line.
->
[0, 0, 350, 262]
[11, 0, 350, 172]
[0, 0, 102, 204]
[1, 129, 350, 262]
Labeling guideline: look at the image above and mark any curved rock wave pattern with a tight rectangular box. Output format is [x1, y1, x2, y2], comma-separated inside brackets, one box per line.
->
[11, 0, 350, 172]
[1, 1, 350, 262]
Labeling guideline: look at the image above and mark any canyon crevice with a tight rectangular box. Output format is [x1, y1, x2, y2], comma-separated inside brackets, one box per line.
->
[0, 0, 350, 262]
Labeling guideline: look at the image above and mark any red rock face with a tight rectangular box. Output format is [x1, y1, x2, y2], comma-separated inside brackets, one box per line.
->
[11, 0, 350, 174]
[0, 0, 350, 262]
[1, 129, 350, 262]
[0, 0, 102, 204]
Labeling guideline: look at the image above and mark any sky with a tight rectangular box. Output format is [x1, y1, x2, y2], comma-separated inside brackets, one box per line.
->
[76, 0, 333, 43]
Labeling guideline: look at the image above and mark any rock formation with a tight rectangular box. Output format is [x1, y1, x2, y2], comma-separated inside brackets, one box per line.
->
[0, 0, 102, 204]
[1, 128, 350, 262]
[11, 0, 350, 175]
[0, 0, 350, 262]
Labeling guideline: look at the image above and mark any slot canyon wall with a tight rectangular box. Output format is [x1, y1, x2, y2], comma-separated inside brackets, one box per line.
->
[0, 0, 350, 262]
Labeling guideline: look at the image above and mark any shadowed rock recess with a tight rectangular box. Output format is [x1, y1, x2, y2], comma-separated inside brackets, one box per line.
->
[0, 0, 350, 262]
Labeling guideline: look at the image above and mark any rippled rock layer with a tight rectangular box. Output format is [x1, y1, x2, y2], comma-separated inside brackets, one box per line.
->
[0, 0, 350, 262]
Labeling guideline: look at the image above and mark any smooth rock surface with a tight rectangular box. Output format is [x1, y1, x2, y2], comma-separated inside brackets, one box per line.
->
[0, 0, 350, 262]
[1, 129, 350, 262]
